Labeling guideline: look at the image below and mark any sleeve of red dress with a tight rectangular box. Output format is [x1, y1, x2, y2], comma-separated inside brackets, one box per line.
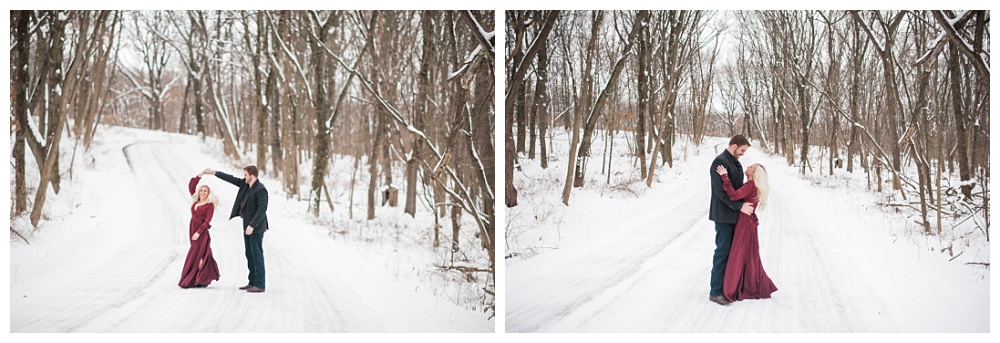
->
[188, 176, 200, 195]
[197, 205, 214, 234]
[721, 176, 754, 201]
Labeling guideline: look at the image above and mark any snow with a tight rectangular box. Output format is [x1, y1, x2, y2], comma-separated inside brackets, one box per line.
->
[449, 44, 484, 81]
[9, 125, 492, 332]
[25, 111, 48, 147]
[506, 129, 989, 332]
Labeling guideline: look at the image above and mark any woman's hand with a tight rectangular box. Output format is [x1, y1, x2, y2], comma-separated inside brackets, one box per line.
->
[716, 165, 728, 175]
[192, 232, 200, 241]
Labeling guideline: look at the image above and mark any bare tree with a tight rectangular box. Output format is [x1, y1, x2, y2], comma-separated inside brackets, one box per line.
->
[507, 10, 559, 207]
[645, 10, 707, 186]
[573, 11, 645, 188]
[535, 16, 552, 169]
[11, 10, 32, 217]
[404, 11, 437, 217]
[689, 28, 722, 145]
[122, 11, 173, 131]
[20, 11, 71, 227]
[561, 11, 602, 205]
[851, 10, 906, 188]
[634, 13, 651, 179]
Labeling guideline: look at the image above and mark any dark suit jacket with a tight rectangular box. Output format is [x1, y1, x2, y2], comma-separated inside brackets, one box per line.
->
[215, 171, 269, 232]
[709, 149, 744, 224]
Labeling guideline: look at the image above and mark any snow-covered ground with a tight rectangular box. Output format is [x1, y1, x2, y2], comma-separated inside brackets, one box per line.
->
[9, 125, 493, 332]
[505, 129, 989, 332]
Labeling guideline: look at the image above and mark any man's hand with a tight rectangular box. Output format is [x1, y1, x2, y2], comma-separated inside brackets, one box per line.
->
[202, 168, 215, 176]
[245, 226, 254, 236]
[716, 165, 728, 175]
[192, 232, 200, 241]
[740, 202, 754, 215]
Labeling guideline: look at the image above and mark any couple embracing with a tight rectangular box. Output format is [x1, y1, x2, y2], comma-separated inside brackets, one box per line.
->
[708, 135, 777, 306]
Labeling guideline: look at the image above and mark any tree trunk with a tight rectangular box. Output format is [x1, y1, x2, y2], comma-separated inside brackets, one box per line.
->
[252, 12, 269, 175]
[937, 112, 944, 234]
[470, 48, 496, 270]
[191, 62, 206, 138]
[948, 42, 973, 200]
[508, 10, 558, 206]
[450, 192, 462, 253]
[504, 92, 518, 206]
[11, 10, 31, 216]
[30, 11, 69, 227]
[636, 20, 649, 180]
[573, 11, 643, 187]
[368, 104, 386, 219]
[824, 15, 840, 176]
[405, 11, 435, 217]
[515, 47, 527, 155]
[267, 63, 283, 179]
[535, 35, 550, 169]
[256, 75, 268, 176]
[368, 113, 380, 220]
[562, 11, 602, 205]
[798, 78, 812, 175]
[847, 17, 864, 173]
[308, 15, 333, 216]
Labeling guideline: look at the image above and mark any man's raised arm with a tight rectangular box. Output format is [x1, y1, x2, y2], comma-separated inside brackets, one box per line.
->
[204, 168, 245, 187]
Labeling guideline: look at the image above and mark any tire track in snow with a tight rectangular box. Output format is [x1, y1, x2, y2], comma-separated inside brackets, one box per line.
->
[507, 142, 986, 332]
[12, 140, 187, 332]
[95, 141, 232, 331]
[539, 213, 704, 331]
[13, 138, 491, 332]
[764, 168, 900, 332]
[506, 161, 710, 332]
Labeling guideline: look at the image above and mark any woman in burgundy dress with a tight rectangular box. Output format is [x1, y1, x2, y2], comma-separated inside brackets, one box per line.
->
[715, 163, 777, 302]
[179, 175, 221, 288]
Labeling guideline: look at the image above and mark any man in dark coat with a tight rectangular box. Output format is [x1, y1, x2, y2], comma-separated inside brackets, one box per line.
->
[202, 165, 269, 293]
[708, 135, 754, 306]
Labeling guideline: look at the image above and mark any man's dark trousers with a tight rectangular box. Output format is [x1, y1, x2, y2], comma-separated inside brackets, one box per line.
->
[244, 229, 265, 289]
[710, 221, 735, 297]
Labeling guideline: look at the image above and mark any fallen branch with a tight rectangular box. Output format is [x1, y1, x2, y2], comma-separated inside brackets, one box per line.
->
[948, 250, 964, 262]
[877, 199, 959, 217]
[878, 202, 920, 212]
[611, 182, 640, 198]
[11, 226, 30, 245]
[434, 264, 492, 274]
[952, 207, 983, 228]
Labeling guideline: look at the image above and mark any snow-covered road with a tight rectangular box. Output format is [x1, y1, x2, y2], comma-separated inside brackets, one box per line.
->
[10, 138, 491, 332]
[505, 143, 989, 332]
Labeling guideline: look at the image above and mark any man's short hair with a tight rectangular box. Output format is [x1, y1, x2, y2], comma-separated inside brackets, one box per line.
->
[244, 165, 259, 178]
[729, 135, 751, 148]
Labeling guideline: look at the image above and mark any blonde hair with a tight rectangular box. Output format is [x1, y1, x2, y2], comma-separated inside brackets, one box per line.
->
[191, 184, 220, 209]
[752, 164, 769, 211]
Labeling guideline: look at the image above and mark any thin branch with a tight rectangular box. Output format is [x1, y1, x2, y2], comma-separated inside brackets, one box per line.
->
[461, 10, 494, 54]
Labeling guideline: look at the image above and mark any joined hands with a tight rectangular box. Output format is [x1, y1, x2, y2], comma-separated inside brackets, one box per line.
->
[717, 165, 755, 215]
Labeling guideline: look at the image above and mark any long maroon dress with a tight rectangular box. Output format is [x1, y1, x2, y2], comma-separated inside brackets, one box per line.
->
[720, 176, 777, 302]
[179, 176, 220, 288]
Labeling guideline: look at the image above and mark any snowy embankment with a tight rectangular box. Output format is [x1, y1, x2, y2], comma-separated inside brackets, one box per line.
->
[505, 129, 988, 332]
[9, 125, 492, 332]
